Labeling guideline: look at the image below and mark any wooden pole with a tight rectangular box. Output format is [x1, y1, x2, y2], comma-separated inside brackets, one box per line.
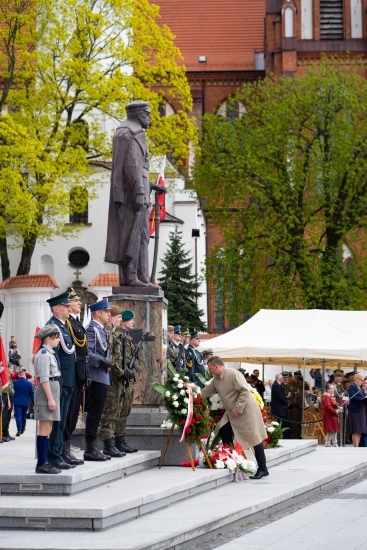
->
[158, 424, 174, 469]
[185, 440, 196, 471]
[199, 440, 213, 468]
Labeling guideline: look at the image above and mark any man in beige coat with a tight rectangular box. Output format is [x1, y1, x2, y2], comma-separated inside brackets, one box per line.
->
[202, 356, 269, 479]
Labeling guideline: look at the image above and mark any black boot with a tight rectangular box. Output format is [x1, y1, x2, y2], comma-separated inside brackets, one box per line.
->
[115, 435, 138, 453]
[84, 440, 108, 461]
[62, 440, 84, 466]
[103, 438, 125, 458]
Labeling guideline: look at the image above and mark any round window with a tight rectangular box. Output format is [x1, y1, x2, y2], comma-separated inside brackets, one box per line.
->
[68, 249, 90, 268]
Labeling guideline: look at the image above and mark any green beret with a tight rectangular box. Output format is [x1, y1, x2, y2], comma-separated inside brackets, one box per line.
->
[121, 310, 134, 321]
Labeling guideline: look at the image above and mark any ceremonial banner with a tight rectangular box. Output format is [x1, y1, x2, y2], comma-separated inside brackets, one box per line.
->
[32, 301, 45, 354]
[0, 335, 9, 389]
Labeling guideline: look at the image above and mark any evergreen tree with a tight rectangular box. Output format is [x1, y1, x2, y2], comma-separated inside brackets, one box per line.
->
[159, 227, 206, 331]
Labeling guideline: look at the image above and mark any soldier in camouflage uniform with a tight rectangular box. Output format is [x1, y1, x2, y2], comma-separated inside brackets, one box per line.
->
[100, 310, 138, 454]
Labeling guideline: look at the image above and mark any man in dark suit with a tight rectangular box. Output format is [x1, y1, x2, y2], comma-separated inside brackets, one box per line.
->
[46, 291, 79, 469]
[61, 288, 88, 466]
[271, 373, 289, 438]
[85, 299, 119, 460]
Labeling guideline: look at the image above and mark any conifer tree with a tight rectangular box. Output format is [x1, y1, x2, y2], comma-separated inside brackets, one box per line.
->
[159, 227, 206, 331]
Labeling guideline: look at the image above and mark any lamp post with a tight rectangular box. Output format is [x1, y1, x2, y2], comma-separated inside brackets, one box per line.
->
[192, 229, 200, 305]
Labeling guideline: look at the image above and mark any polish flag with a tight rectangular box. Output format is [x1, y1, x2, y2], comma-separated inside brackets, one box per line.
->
[149, 155, 166, 236]
[83, 303, 91, 328]
[0, 333, 9, 390]
[32, 301, 45, 354]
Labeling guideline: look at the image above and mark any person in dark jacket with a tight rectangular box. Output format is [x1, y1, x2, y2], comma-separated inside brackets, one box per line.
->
[13, 368, 34, 436]
[271, 373, 289, 438]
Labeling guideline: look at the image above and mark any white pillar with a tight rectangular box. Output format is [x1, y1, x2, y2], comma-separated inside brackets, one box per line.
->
[351, 0, 362, 38]
[301, 0, 313, 39]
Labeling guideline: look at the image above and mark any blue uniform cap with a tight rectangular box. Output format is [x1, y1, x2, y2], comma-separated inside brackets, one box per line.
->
[173, 325, 182, 334]
[89, 299, 112, 312]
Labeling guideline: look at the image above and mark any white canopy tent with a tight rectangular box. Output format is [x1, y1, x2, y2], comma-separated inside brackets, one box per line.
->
[200, 309, 367, 369]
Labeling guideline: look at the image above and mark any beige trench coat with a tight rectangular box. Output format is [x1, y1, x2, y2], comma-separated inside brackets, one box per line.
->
[202, 367, 267, 449]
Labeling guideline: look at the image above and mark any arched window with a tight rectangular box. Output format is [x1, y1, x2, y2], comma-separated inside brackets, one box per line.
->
[285, 7, 294, 37]
[216, 100, 246, 120]
[158, 101, 175, 117]
[39, 255, 54, 276]
[70, 187, 88, 224]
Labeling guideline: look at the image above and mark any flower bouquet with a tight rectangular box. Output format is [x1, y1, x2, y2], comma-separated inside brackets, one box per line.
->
[152, 365, 212, 444]
[205, 443, 256, 482]
[263, 421, 288, 448]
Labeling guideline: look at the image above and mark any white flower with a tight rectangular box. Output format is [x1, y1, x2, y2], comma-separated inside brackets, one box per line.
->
[160, 420, 173, 429]
[181, 408, 188, 415]
[193, 393, 198, 398]
[184, 376, 190, 381]
[225, 458, 237, 471]
[211, 403, 219, 411]
[165, 391, 171, 397]
[183, 397, 189, 404]
[215, 460, 225, 469]
[173, 375, 179, 382]
[267, 426, 275, 433]
[236, 455, 245, 465]
[180, 390, 186, 396]
[247, 460, 257, 472]
[172, 401, 179, 408]
[172, 394, 178, 400]
[177, 383, 184, 389]
[271, 421, 279, 427]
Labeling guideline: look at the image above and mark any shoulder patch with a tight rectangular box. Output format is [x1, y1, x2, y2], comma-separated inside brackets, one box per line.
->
[41, 349, 47, 354]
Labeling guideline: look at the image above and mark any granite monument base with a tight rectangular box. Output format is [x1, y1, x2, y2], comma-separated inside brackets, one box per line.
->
[71, 408, 198, 466]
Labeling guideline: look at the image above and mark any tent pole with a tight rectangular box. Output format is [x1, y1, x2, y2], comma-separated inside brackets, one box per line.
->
[321, 360, 325, 394]
[302, 358, 306, 439]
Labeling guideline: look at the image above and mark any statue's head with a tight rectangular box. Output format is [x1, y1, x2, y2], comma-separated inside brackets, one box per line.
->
[125, 100, 150, 129]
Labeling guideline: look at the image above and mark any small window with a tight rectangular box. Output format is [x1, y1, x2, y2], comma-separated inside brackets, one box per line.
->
[216, 100, 246, 119]
[70, 187, 88, 224]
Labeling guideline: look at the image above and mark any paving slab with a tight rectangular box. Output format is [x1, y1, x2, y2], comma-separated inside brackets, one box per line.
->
[1, 446, 367, 549]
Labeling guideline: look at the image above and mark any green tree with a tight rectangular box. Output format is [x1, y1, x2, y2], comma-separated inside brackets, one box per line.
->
[195, 57, 367, 322]
[159, 226, 206, 331]
[0, 0, 196, 277]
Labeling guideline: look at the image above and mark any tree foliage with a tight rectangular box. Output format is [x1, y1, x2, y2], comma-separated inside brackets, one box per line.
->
[159, 226, 206, 331]
[0, 0, 196, 278]
[195, 58, 367, 323]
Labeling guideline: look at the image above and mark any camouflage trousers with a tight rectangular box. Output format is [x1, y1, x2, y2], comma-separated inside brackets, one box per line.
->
[116, 382, 134, 437]
[99, 381, 134, 440]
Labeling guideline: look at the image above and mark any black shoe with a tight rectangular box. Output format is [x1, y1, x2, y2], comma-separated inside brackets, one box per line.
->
[115, 436, 137, 453]
[51, 461, 76, 470]
[62, 450, 84, 466]
[250, 469, 269, 480]
[16, 431, 22, 437]
[21, 431, 24, 434]
[6, 435, 15, 441]
[103, 438, 126, 458]
[2, 436, 11, 442]
[36, 462, 61, 475]
[84, 441, 108, 462]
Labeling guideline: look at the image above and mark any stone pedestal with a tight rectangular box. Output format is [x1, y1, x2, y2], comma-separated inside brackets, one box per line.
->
[108, 287, 168, 405]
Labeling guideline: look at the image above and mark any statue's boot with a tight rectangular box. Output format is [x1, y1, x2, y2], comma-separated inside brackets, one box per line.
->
[120, 263, 148, 287]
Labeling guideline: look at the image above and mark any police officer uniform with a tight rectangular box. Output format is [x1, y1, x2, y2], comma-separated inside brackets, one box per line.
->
[185, 330, 206, 385]
[84, 299, 114, 461]
[46, 291, 79, 469]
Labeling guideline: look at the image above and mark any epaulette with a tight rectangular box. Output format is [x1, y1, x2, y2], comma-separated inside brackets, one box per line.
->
[41, 349, 47, 354]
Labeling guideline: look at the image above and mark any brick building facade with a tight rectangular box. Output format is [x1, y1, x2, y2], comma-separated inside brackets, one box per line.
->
[154, 0, 367, 332]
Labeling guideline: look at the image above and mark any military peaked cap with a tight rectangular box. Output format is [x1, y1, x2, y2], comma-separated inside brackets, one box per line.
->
[47, 291, 71, 307]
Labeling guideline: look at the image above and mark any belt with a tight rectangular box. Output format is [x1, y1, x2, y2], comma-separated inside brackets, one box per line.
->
[49, 377, 59, 381]
[76, 356, 89, 362]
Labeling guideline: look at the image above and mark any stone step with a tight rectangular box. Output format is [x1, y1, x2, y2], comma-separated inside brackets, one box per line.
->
[0, 450, 160, 496]
[0, 466, 232, 531]
[2, 446, 367, 549]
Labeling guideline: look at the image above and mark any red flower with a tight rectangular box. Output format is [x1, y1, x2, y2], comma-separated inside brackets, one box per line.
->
[186, 427, 192, 434]
[190, 418, 196, 424]
[197, 404, 203, 410]
[181, 419, 186, 425]
[194, 397, 201, 404]
[196, 414, 203, 421]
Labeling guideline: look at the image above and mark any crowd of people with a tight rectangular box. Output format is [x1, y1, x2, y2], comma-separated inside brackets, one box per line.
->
[1, 289, 140, 474]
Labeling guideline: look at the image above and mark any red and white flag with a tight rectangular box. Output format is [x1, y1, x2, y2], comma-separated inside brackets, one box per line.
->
[149, 155, 166, 236]
[0, 333, 9, 390]
[32, 301, 45, 354]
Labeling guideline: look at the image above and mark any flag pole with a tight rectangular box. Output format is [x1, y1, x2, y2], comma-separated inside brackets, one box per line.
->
[150, 190, 161, 284]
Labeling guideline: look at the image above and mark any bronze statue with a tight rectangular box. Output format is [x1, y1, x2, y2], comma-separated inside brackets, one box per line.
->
[105, 100, 164, 287]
